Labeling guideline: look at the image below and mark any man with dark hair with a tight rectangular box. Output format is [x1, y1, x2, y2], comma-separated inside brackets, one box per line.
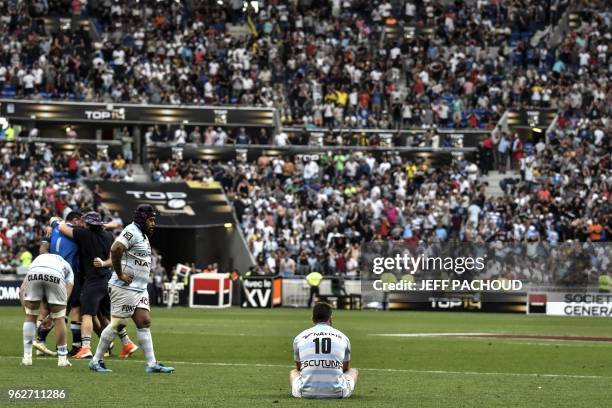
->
[290, 303, 358, 399]
[89, 204, 174, 373]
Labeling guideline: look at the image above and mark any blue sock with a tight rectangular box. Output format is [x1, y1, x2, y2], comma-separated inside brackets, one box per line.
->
[71, 321, 82, 347]
[37, 323, 51, 342]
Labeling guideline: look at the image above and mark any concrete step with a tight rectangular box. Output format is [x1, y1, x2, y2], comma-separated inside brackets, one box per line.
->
[129, 164, 149, 183]
[482, 170, 518, 198]
[226, 23, 248, 39]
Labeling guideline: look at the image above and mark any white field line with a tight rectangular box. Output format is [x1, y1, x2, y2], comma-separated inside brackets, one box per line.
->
[491, 340, 612, 348]
[1, 356, 608, 380]
[369, 333, 612, 344]
[370, 333, 493, 337]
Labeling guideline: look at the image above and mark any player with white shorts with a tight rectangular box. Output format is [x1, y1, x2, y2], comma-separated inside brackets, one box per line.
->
[89, 204, 174, 374]
[21, 253, 74, 367]
[108, 277, 150, 318]
[291, 302, 358, 399]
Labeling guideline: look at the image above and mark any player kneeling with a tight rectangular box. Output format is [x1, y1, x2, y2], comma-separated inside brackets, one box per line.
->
[89, 204, 174, 374]
[21, 254, 74, 367]
[290, 303, 358, 399]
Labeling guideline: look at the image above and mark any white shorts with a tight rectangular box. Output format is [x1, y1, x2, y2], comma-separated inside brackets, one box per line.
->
[291, 374, 355, 399]
[23, 268, 67, 306]
[109, 285, 150, 318]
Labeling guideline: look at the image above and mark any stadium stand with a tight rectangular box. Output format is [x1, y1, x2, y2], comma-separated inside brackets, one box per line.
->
[0, 0, 584, 130]
[0, 141, 127, 273]
[0, 0, 609, 278]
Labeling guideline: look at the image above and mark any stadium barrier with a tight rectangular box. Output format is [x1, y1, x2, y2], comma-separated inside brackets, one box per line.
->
[281, 126, 491, 148]
[189, 273, 232, 308]
[240, 276, 282, 308]
[527, 292, 612, 317]
[387, 291, 528, 313]
[0, 280, 21, 306]
[147, 143, 475, 167]
[281, 278, 361, 309]
[0, 99, 276, 128]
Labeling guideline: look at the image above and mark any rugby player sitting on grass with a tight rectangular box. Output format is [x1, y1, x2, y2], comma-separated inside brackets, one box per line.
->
[291, 303, 358, 399]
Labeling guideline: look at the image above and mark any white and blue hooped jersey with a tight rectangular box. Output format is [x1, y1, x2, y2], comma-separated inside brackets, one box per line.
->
[293, 323, 351, 399]
[109, 223, 151, 292]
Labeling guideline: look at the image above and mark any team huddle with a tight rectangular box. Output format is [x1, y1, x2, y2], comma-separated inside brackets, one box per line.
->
[19, 204, 174, 374]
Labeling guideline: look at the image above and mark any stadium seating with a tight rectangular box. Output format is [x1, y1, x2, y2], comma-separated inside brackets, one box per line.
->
[0, 0, 608, 278]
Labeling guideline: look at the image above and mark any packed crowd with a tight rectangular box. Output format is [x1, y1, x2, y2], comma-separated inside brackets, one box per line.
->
[0, 142, 127, 273]
[1, 0, 596, 131]
[1, 0, 610, 280]
[150, 132, 609, 280]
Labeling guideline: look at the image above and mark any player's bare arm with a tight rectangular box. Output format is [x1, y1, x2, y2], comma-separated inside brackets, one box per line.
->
[110, 241, 133, 284]
[93, 255, 112, 269]
[55, 219, 74, 239]
[103, 220, 123, 230]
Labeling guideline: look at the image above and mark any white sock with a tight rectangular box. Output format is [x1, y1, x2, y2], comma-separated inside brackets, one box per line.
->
[137, 328, 156, 367]
[57, 344, 68, 357]
[23, 322, 35, 356]
[93, 325, 116, 363]
[82, 336, 91, 349]
[118, 328, 130, 345]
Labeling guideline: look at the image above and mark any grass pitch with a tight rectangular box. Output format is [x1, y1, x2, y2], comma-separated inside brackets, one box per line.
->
[0, 307, 610, 407]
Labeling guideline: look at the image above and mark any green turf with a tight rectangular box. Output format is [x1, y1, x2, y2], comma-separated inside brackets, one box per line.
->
[0, 307, 610, 407]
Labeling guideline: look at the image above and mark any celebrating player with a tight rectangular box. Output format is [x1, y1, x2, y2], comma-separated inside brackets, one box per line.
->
[89, 204, 174, 373]
[56, 211, 137, 359]
[290, 303, 358, 399]
[21, 253, 74, 367]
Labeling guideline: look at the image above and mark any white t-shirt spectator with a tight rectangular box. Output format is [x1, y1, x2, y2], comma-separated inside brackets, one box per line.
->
[406, 2, 416, 17]
[274, 132, 288, 146]
[33, 68, 43, 85]
[579, 52, 590, 66]
[204, 81, 214, 99]
[468, 203, 481, 226]
[214, 129, 228, 145]
[113, 49, 126, 66]
[174, 128, 187, 144]
[303, 161, 319, 180]
[23, 73, 35, 89]
[209, 61, 219, 76]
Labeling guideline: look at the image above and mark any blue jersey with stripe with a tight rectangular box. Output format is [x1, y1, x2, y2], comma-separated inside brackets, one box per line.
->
[49, 225, 80, 279]
[293, 323, 351, 399]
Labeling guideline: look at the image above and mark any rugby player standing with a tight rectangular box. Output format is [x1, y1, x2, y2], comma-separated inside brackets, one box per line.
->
[21, 253, 74, 367]
[291, 303, 358, 399]
[89, 204, 174, 373]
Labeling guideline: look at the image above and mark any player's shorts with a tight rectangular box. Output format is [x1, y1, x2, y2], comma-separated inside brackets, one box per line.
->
[22, 267, 67, 306]
[80, 278, 111, 317]
[68, 277, 83, 308]
[109, 285, 150, 318]
[291, 374, 355, 399]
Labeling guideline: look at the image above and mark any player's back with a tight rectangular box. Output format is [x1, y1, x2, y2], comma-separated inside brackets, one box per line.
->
[293, 323, 351, 399]
[29, 253, 74, 284]
[49, 226, 79, 272]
